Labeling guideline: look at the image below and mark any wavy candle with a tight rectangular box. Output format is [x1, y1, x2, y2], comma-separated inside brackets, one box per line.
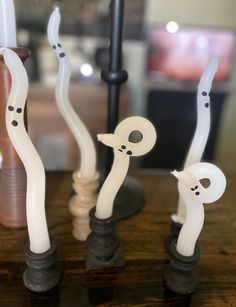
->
[2, 48, 50, 254]
[96, 116, 157, 219]
[172, 162, 226, 257]
[0, 0, 17, 47]
[47, 7, 96, 179]
[173, 58, 219, 224]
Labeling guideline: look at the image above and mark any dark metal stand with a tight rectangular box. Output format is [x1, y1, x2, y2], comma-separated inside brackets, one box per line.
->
[23, 238, 61, 292]
[163, 240, 200, 295]
[101, 0, 145, 221]
[86, 207, 125, 270]
[165, 219, 182, 253]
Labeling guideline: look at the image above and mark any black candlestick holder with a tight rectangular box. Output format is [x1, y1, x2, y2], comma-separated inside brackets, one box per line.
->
[163, 240, 200, 295]
[86, 207, 125, 270]
[165, 218, 182, 253]
[23, 237, 61, 292]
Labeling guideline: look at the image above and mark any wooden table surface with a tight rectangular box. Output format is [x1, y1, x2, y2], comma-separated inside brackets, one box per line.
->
[0, 170, 235, 307]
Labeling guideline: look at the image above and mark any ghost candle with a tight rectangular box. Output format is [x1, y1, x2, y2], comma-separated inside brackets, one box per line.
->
[2, 48, 60, 292]
[47, 7, 96, 179]
[86, 116, 157, 269]
[47, 7, 99, 241]
[0, 0, 17, 47]
[173, 57, 219, 225]
[96, 116, 157, 219]
[164, 162, 226, 295]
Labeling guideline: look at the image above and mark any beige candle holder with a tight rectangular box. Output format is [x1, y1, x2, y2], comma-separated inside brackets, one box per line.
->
[69, 171, 99, 241]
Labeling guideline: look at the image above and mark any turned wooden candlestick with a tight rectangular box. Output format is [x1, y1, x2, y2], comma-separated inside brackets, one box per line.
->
[0, 47, 30, 228]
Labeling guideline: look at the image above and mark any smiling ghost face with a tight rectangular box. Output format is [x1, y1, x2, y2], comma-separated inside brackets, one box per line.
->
[7, 105, 23, 127]
[52, 43, 66, 59]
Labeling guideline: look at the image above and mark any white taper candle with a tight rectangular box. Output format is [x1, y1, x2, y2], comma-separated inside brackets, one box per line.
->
[2, 48, 50, 254]
[47, 7, 96, 179]
[95, 116, 157, 219]
[173, 57, 219, 224]
[0, 0, 17, 47]
[172, 162, 226, 257]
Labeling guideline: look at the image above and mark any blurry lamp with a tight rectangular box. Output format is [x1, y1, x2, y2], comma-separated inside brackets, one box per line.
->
[166, 21, 179, 34]
[80, 63, 94, 78]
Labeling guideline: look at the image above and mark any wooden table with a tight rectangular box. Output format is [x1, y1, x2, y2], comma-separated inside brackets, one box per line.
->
[0, 170, 235, 306]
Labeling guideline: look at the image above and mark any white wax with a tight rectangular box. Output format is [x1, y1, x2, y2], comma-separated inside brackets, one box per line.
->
[2, 48, 50, 254]
[47, 7, 96, 179]
[172, 162, 226, 257]
[0, 0, 17, 47]
[174, 58, 219, 224]
[95, 116, 157, 219]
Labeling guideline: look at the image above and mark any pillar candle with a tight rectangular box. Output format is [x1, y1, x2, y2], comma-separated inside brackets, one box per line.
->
[0, 0, 17, 47]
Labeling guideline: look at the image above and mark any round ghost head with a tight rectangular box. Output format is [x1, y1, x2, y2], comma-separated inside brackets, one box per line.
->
[97, 116, 157, 157]
[172, 162, 226, 205]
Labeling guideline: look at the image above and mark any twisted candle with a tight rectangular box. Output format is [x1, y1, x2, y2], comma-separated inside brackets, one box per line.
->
[3, 48, 50, 254]
[47, 7, 96, 179]
[173, 57, 219, 224]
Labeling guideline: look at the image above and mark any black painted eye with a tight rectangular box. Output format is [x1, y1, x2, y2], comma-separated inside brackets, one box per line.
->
[205, 103, 209, 108]
[53, 45, 56, 49]
[121, 145, 126, 149]
[11, 120, 18, 127]
[8, 106, 14, 111]
[195, 192, 200, 196]
[191, 188, 195, 191]
[127, 151, 132, 155]
[195, 186, 198, 189]
[202, 91, 207, 96]
[17, 108, 22, 113]
[57, 43, 62, 47]
[118, 149, 122, 152]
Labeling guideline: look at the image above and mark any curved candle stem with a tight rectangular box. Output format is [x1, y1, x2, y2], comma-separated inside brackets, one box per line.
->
[47, 7, 96, 179]
[172, 162, 226, 257]
[95, 116, 157, 219]
[0, 0, 17, 47]
[3, 48, 50, 254]
[96, 150, 129, 219]
[174, 58, 219, 224]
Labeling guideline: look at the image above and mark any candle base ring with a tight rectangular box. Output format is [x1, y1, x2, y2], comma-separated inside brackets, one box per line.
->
[23, 237, 61, 292]
[85, 207, 125, 270]
[163, 240, 200, 295]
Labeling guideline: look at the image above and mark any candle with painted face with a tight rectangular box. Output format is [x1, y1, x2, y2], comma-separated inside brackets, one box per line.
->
[96, 116, 157, 219]
[47, 7, 96, 179]
[173, 57, 219, 224]
[0, 0, 17, 47]
[172, 162, 226, 257]
[2, 48, 50, 254]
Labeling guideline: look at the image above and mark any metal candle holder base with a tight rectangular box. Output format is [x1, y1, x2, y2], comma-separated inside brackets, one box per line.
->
[86, 207, 125, 270]
[165, 219, 182, 253]
[23, 238, 61, 292]
[163, 240, 200, 295]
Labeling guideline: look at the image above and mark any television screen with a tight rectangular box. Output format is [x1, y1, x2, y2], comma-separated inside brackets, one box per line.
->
[146, 26, 236, 82]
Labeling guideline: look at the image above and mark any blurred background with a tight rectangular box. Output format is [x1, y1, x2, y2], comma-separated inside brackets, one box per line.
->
[14, 0, 236, 173]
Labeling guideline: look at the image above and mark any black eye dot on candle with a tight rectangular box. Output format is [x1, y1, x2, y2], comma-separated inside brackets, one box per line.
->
[17, 108, 22, 113]
[53, 45, 56, 49]
[205, 103, 209, 108]
[127, 151, 132, 156]
[118, 149, 122, 152]
[121, 145, 126, 149]
[195, 192, 200, 196]
[195, 185, 198, 189]
[8, 106, 14, 111]
[59, 52, 66, 58]
[57, 43, 62, 47]
[191, 188, 195, 191]
[11, 120, 18, 127]
[202, 91, 207, 96]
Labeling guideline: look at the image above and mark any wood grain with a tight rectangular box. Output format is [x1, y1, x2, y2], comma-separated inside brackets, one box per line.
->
[0, 170, 235, 306]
